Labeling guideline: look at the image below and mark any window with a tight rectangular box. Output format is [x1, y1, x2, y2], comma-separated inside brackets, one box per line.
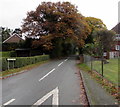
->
[116, 34, 120, 40]
[103, 52, 107, 56]
[115, 45, 120, 50]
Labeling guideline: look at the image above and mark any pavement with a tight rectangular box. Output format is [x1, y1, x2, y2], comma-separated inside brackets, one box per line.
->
[80, 69, 118, 106]
[1, 56, 82, 106]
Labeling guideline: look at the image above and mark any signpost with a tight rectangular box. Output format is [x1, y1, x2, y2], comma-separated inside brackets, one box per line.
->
[7, 58, 16, 70]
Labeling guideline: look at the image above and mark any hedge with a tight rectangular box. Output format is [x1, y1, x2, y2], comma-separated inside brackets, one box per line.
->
[1, 51, 16, 57]
[1, 55, 49, 71]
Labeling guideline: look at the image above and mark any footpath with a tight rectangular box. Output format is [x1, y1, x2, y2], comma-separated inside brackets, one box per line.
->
[80, 70, 118, 106]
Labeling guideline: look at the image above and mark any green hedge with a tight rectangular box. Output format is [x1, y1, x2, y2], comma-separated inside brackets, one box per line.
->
[1, 51, 16, 57]
[0, 51, 11, 57]
[2, 55, 49, 71]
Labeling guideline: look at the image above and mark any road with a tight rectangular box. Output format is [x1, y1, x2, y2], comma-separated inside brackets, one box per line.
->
[1, 56, 82, 106]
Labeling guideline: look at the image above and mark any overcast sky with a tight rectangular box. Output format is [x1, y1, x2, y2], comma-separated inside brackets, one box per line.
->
[0, 0, 119, 30]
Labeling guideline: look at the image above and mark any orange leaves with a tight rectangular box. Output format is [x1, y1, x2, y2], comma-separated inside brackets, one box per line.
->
[55, 22, 66, 32]
[43, 42, 53, 50]
[66, 29, 74, 35]
[22, 1, 92, 50]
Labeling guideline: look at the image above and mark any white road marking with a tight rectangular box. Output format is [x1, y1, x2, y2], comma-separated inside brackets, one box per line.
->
[3, 99, 15, 105]
[33, 87, 59, 106]
[64, 58, 68, 62]
[58, 62, 63, 67]
[39, 68, 55, 82]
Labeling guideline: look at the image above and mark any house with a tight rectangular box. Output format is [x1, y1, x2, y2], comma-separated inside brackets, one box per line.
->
[112, 23, 120, 34]
[3, 33, 25, 43]
[108, 23, 120, 59]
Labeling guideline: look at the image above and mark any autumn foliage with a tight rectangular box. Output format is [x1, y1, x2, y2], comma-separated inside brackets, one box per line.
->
[22, 2, 91, 53]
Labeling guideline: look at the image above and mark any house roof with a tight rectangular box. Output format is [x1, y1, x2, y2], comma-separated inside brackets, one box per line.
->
[3, 33, 25, 43]
[111, 23, 120, 34]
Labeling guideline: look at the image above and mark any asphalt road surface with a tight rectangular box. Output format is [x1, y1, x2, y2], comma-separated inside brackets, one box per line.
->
[1, 56, 82, 106]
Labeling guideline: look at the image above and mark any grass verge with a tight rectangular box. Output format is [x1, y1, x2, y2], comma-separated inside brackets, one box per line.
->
[77, 63, 119, 101]
[92, 59, 118, 84]
[0, 60, 49, 77]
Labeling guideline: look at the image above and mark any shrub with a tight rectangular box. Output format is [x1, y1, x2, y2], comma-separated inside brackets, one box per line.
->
[1, 58, 8, 71]
[1, 51, 16, 57]
[2, 55, 49, 71]
[2, 51, 11, 57]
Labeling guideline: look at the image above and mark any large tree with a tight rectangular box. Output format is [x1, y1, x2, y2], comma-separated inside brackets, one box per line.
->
[85, 17, 107, 44]
[85, 17, 106, 30]
[93, 29, 115, 56]
[22, 2, 91, 56]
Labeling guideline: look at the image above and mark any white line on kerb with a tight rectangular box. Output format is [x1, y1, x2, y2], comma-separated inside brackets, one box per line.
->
[3, 99, 15, 105]
[58, 62, 63, 67]
[39, 68, 55, 82]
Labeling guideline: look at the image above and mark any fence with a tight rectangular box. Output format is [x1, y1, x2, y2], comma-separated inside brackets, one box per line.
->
[83, 54, 118, 85]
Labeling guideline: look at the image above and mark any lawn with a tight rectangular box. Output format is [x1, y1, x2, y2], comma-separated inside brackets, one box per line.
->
[92, 58, 118, 85]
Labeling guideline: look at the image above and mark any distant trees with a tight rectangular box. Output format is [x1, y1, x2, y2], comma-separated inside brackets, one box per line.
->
[84, 29, 115, 76]
[0, 27, 12, 42]
[22, 2, 91, 57]
[83, 43, 97, 71]
[13, 28, 22, 37]
[83, 17, 115, 76]
[93, 29, 115, 76]
[85, 17, 106, 30]
[85, 29, 115, 58]
[93, 29, 115, 57]
[85, 17, 107, 44]
[1, 27, 24, 51]
[84, 17, 108, 55]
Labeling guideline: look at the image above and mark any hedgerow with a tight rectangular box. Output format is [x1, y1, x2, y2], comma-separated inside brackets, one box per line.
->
[2, 55, 49, 71]
[0, 51, 16, 57]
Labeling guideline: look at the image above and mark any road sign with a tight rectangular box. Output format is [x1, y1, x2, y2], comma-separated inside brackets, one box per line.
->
[7, 58, 16, 70]
[7, 58, 16, 61]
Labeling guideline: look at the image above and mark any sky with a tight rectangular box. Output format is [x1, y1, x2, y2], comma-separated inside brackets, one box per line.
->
[0, 0, 119, 30]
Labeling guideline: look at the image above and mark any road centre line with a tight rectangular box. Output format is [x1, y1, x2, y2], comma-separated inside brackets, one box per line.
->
[3, 99, 15, 105]
[58, 62, 63, 67]
[39, 58, 68, 82]
[39, 68, 56, 82]
[64, 58, 68, 62]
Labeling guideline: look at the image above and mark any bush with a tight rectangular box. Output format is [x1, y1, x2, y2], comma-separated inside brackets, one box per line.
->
[1, 51, 11, 57]
[2, 55, 49, 71]
[10, 51, 16, 57]
[1, 51, 16, 57]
